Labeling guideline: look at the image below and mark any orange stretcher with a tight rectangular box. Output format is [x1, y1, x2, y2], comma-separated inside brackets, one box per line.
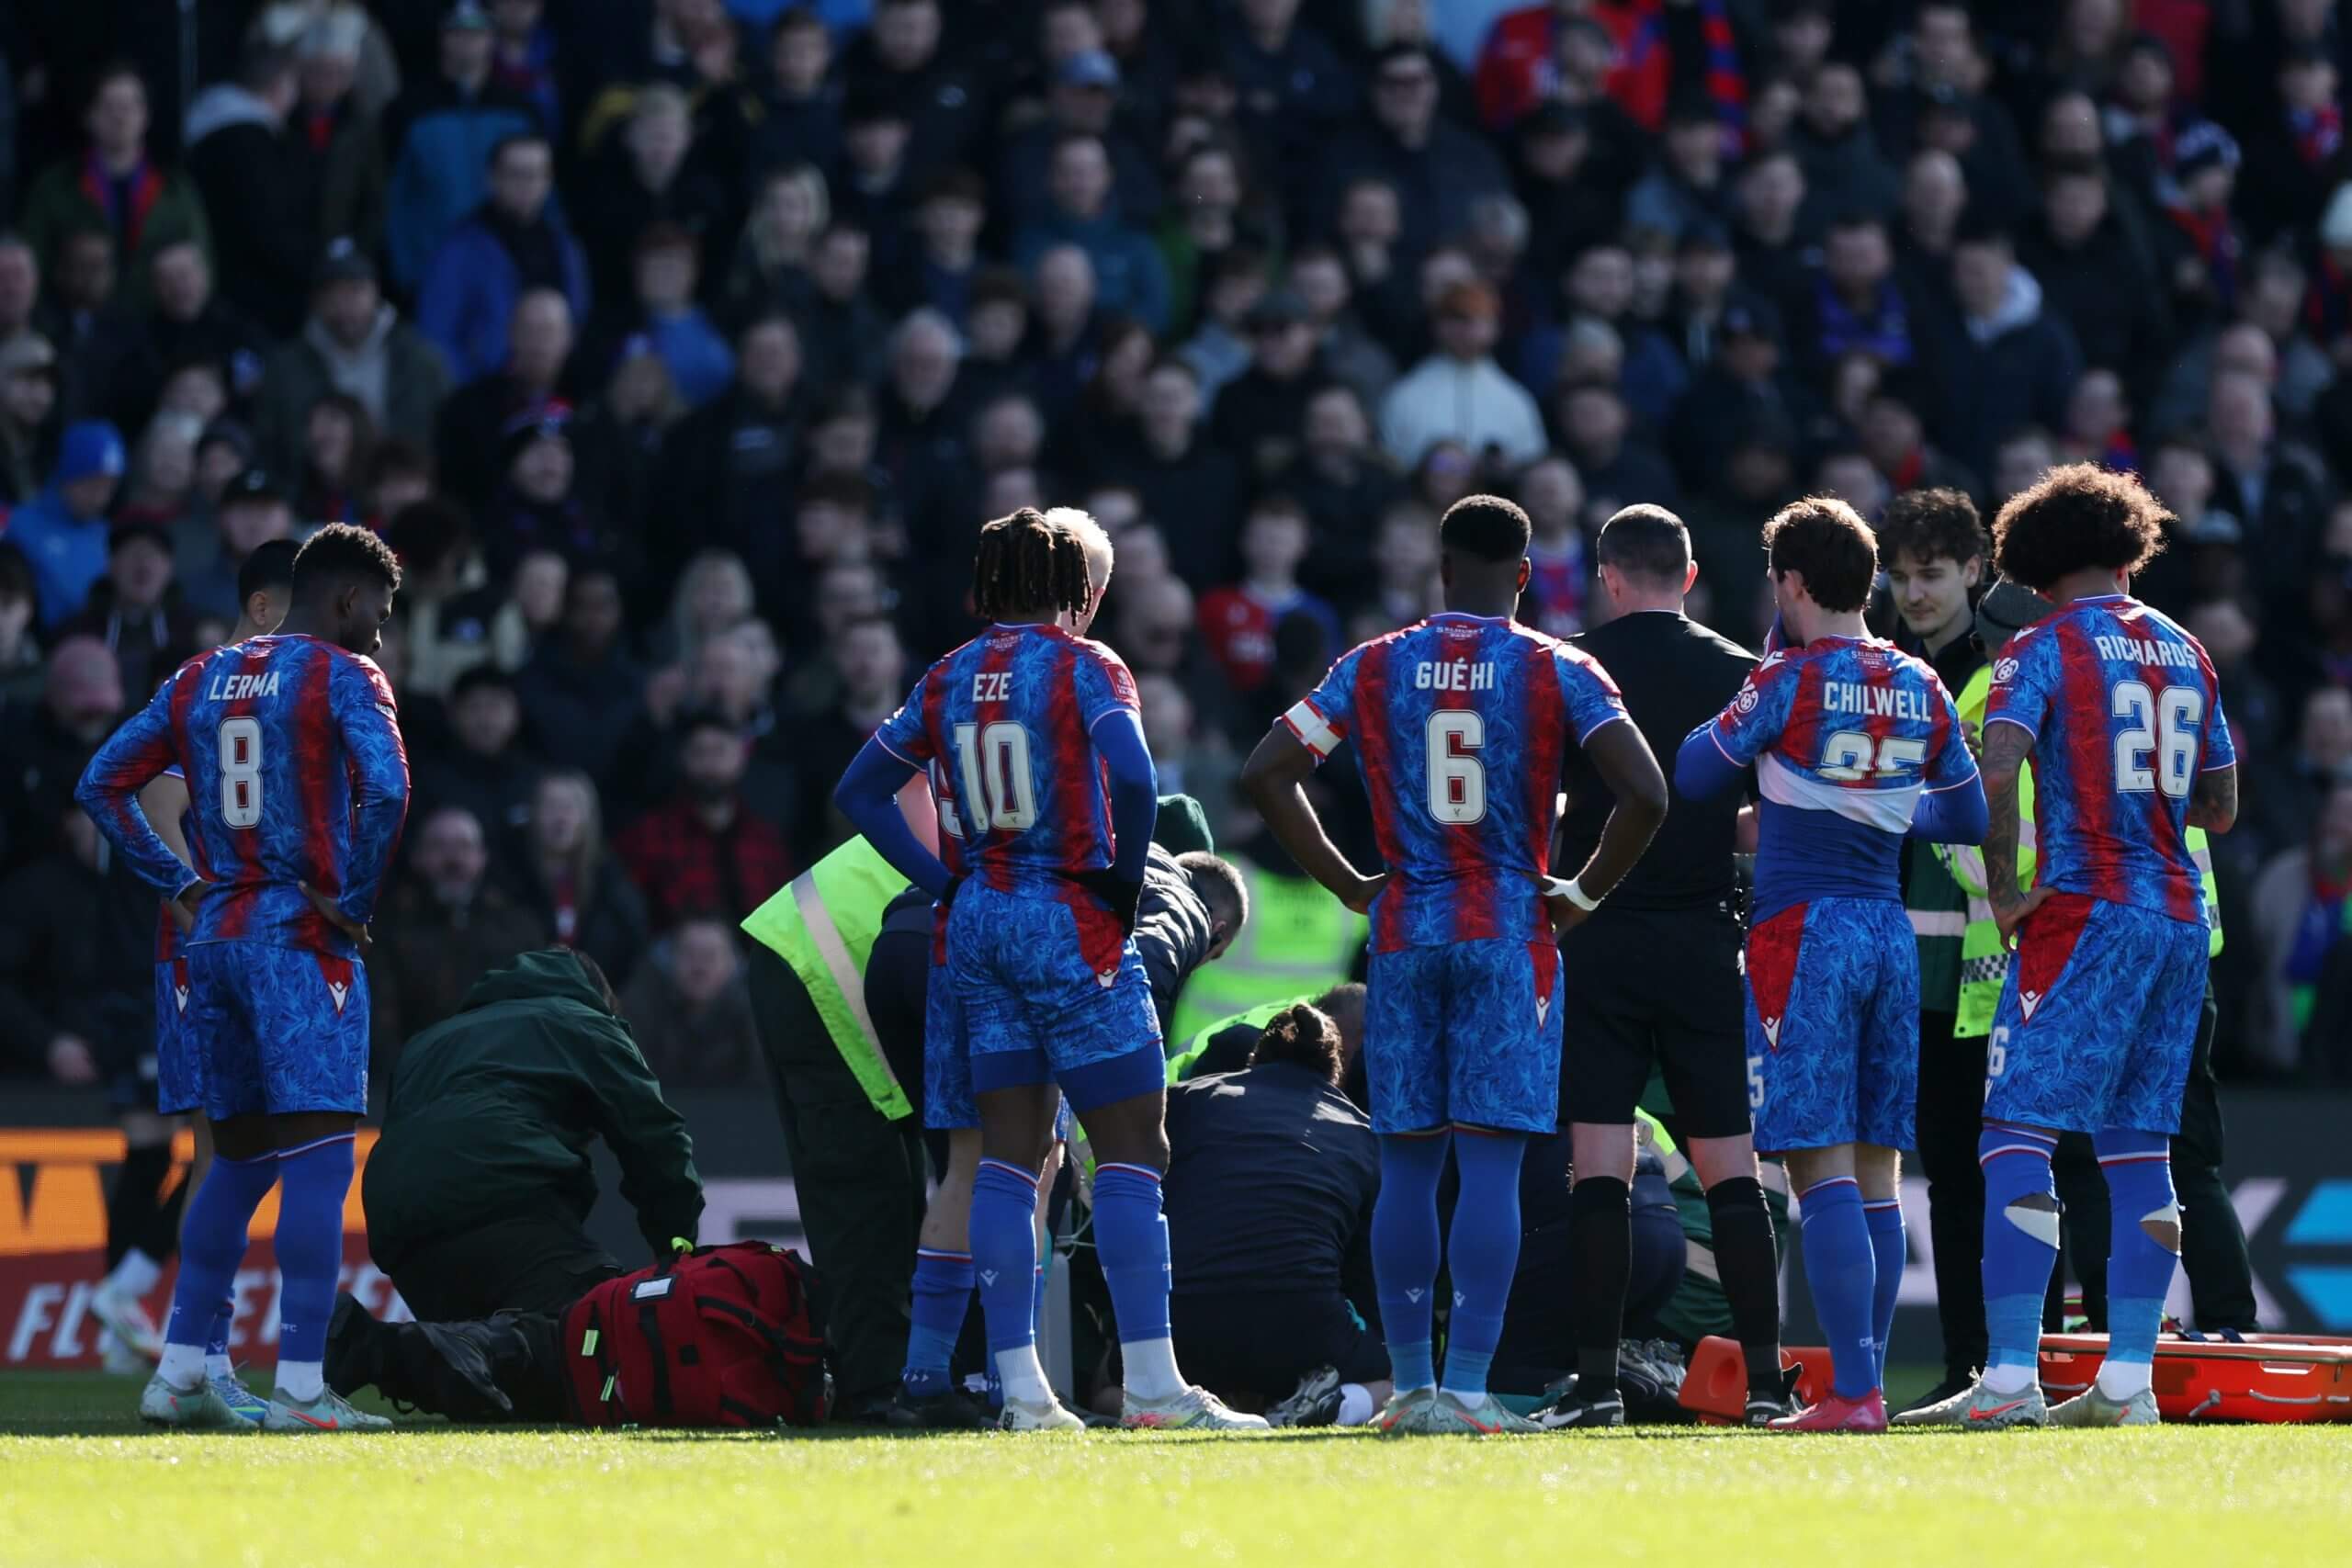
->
[1679, 1333, 2352, 1423]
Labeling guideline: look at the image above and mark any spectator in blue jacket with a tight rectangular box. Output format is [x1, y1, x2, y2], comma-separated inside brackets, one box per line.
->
[583, 224, 733, 411]
[384, 2, 540, 292]
[7, 421, 125, 629]
[417, 131, 591, 385]
[1012, 133, 1170, 334]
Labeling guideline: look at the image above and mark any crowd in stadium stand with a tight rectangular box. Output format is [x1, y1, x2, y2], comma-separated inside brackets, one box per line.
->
[0, 0, 2346, 1089]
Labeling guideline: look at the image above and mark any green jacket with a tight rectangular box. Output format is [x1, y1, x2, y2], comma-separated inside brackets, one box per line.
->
[17, 158, 213, 316]
[362, 950, 703, 1270]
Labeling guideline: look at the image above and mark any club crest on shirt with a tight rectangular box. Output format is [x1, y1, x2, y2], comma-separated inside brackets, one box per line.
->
[1734, 682, 1760, 715]
[1994, 657, 2020, 685]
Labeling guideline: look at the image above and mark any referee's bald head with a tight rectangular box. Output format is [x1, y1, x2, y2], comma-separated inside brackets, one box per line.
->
[1596, 503, 1693, 588]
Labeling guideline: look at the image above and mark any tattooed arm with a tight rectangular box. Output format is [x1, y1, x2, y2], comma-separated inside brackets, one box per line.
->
[1979, 720, 2049, 945]
[2188, 763, 2239, 833]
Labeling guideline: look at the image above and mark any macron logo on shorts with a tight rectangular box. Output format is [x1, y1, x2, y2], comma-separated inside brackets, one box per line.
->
[2018, 989, 2043, 1021]
[1759, 1014, 1783, 1049]
[1096, 968, 1118, 988]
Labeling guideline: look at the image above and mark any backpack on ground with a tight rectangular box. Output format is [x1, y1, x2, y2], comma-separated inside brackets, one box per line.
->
[559, 1241, 832, 1428]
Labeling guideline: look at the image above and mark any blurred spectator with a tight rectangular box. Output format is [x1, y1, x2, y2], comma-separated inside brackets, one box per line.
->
[2252, 780, 2352, 1077]
[726, 164, 827, 324]
[747, 10, 842, 177]
[883, 169, 986, 326]
[574, 84, 727, 310]
[1321, 42, 1508, 273]
[1557, 378, 1677, 520]
[175, 466, 292, 624]
[388, 499, 526, 698]
[1001, 48, 1159, 232]
[116, 413, 205, 531]
[515, 563, 646, 785]
[370, 803, 552, 1056]
[0, 239, 37, 344]
[255, 238, 447, 478]
[1015, 133, 1171, 333]
[614, 707, 795, 931]
[657, 313, 805, 595]
[585, 224, 732, 411]
[1380, 278, 1542, 470]
[291, 389, 375, 527]
[790, 614, 906, 856]
[1987, 424, 2059, 510]
[1196, 494, 1340, 694]
[46, 229, 119, 357]
[0, 334, 58, 505]
[1787, 212, 1915, 387]
[285, 8, 390, 262]
[1858, 372, 1980, 502]
[1088, 357, 1243, 585]
[17, 66, 212, 318]
[413, 662, 539, 843]
[434, 287, 571, 507]
[1222, 0, 1357, 196]
[78, 241, 269, 440]
[384, 3, 538, 292]
[842, 0, 983, 184]
[2018, 158, 2174, 403]
[1916, 218, 2083, 479]
[571, 337, 685, 543]
[794, 221, 890, 393]
[1626, 92, 1732, 243]
[417, 130, 588, 384]
[1155, 142, 1265, 341]
[2241, 42, 2344, 249]
[1792, 60, 1899, 235]
[619, 918, 763, 1089]
[1288, 244, 1397, 412]
[1209, 289, 1325, 485]
[10, 421, 126, 628]
[1519, 453, 1589, 637]
[184, 46, 311, 337]
[58, 523, 196, 697]
[1668, 296, 1807, 487]
[504, 769, 651, 988]
[1729, 146, 1808, 307]
[480, 404, 618, 579]
[0, 637, 123, 872]
[2207, 368, 2333, 632]
[2161, 123, 2248, 326]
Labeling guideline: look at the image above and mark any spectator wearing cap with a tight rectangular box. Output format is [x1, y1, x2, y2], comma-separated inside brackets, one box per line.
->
[1378, 277, 1544, 471]
[574, 84, 729, 313]
[2161, 122, 2248, 324]
[1013, 133, 1171, 334]
[1625, 91, 1735, 243]
[1667, 294, 1815, 489]
[77, 241, 270, 441]
[59, 522, 197, 697]
[582, 224, 732, 412]
[17, 67, 212, 320]
[1916, 214, 2084, 479]
[255, 238, 449, 480]
[175, 466, 292, 623]
[369, 803, 554, 1059]
[615, 706, 795, 931]
[383, 2, 539, 293]
[0, 635, 123, 874]
[185, 44, 313, 337]
[281, 7, 389, 263]
[1320, 43, 1510, 276]
[999, 48, 1161, 233]
[481, 403, 614, 579]
[7, 421, 125, 629]
[2018, 159, 2175, 405]
[434, 287, 573, 508]
[1207, 288, 1326, 482]
[418, 131, 591, 385]
[0, 335, 58, 506]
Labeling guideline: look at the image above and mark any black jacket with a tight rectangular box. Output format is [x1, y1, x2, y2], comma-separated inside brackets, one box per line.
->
[0, 846, 153, 1075]
[364, 950, 703, 1270]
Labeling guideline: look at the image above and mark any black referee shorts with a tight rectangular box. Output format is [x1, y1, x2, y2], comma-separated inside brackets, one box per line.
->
[1559, 902, 1752, 1139]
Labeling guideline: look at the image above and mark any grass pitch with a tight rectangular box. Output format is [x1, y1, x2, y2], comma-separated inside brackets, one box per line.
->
[3, 1374, 2346, 1568]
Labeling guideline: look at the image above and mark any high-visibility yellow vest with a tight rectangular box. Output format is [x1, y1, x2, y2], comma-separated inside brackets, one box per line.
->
[1165, 858, 1366, 1046]
[739, 837, 914, 1119]
[1942, 666, 2222, 1039]
[1166, 998, 1299, 1082]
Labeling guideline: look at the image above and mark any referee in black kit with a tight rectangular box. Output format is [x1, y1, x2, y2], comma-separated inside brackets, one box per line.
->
[1533, 504, 1792, 1429]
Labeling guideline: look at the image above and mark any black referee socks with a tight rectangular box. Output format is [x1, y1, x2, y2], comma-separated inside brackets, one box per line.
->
[1568, 1177, 1632, 1398]
[1705, 1177, 1787, 1400]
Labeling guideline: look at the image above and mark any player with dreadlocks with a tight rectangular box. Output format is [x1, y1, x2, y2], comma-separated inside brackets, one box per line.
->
[835, 506, 1269, 1433]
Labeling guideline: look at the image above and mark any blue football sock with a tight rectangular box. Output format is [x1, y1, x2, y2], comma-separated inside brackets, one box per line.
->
[1091, 1164, 1172, 1345]
[204, 1296, 234, 1380]
[1980, 1122, 2062, 1382]
[1373, 1131, 1450, 1391]
[155, 1150, 277, 1388]
[1863, 1199, 1905, 1388]
[1442, 1130, 1528, 1400]
[2095, 1130, 2180, 1377]
[272, 1132, 356, 1397]
[1797, 1178, 1879, 1399]
[1032, 1261, 1048, 1339]
[904, 1248, 974, 1395]
[969, 1159, 1041, 1355]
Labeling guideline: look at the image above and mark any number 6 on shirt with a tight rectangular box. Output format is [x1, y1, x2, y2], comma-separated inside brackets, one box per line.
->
[1426, 709, 1486, 824]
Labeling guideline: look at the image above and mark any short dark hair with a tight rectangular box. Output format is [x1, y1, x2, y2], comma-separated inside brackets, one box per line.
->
[1991, 462, 2171, 591]
[291, 522, 401, 602]
[1439, 493, 1532, 564]
[1877, 488, 1986, 569]
[1246, 1002, 1343, 1085]
[1764, 496, 1878, 612]
[236, 537, 298, 605]
[1595, 503, 1691, 583]
[1178, 850, 1249, 934]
